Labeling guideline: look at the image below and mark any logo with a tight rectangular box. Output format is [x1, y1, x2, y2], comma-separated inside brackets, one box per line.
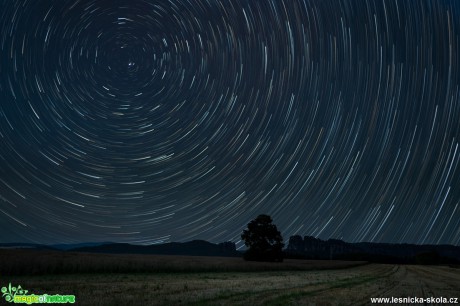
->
[1, 283, 75, 304]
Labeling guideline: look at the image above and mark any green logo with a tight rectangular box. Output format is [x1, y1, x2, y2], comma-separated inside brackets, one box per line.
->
[1, 283, 75, 304]
[1, 283, 28, 302]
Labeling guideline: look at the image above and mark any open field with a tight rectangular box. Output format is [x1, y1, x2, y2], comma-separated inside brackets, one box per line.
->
[1, 252, 459, 305]
[0, 250, 365, 275]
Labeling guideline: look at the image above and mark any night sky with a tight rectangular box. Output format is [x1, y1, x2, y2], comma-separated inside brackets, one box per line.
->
[0, 0, 459, 248]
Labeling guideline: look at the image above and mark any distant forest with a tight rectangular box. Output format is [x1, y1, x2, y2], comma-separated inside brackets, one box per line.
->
[284, 235, 460, 265]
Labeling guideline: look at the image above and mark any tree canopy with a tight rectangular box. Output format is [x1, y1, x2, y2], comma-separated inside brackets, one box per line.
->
[241, 214, 284, 262]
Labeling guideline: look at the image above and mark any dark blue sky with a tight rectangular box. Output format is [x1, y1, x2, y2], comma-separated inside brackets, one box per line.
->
[0, 0, 459, 247]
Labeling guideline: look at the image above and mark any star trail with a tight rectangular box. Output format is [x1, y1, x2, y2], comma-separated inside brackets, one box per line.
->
[0, 0, 459, 247]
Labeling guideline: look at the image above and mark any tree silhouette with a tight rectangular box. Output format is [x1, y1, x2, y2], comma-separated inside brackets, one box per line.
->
[241, 214, 284, 262]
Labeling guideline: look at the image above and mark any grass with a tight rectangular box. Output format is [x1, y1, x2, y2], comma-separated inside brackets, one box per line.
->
[0, 249, 366, 275]
[1, 250, 459, 305]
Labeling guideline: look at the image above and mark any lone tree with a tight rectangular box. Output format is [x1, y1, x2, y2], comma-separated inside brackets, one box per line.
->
[241, 214, 284, 262]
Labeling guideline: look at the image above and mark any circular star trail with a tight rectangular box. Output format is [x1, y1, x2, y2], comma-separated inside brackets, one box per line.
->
[0, 0, 459, 246]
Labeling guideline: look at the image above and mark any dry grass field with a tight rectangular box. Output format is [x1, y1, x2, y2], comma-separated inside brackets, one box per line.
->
[0, 249, 365, 275]
[1, 251, 459, 305]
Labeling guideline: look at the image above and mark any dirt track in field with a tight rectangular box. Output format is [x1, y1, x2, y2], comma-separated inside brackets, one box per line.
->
[5, 263, 459, 305]
[185, 264, 460, 305]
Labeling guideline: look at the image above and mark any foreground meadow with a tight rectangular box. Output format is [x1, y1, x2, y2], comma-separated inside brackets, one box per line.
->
[1, 251, 459, 305]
